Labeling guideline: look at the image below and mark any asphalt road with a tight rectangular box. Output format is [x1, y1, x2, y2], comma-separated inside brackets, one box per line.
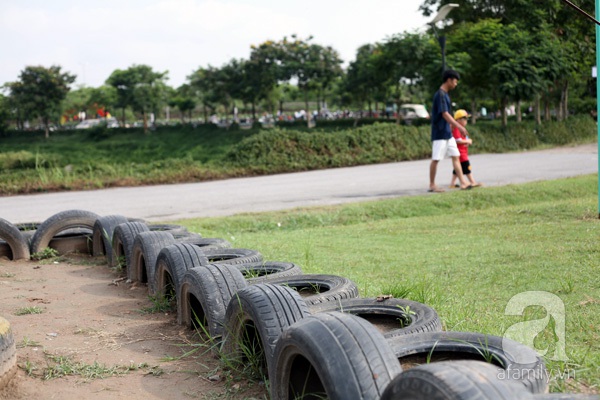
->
[1, 143, 597, 224]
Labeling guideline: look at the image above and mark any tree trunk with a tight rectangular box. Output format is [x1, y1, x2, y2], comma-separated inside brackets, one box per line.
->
[121, 107, 126, 127]
[516, 99, 522, 123]
[470, 98, 477, 124]
[501, 98, 508, 128]
[44, 117, 50, 139]
[143, 111, 148, 134]
[534, 95, 541, 125]
[251, 101, 256, 121]
[203, 105, 208, 124]
[544, 99, 551, 121]
[561, 81, 569, 120]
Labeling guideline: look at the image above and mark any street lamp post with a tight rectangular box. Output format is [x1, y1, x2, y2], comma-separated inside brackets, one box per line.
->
[429, 3, 459, 73]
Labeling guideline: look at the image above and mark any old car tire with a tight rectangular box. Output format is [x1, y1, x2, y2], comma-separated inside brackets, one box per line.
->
[272, 311, 402, 400]
[92, 215, 129, 265]
[380, 360, 533, 400]
[111, 222, 150, 271]
[153, 243, 209, 302]
[178, 264, 247, 337]
[129, 231, 176, 294]
[310, 297, 442, 337]
[201, 248, 263, 265]
[186, 237, 232, 250]
[221, 283, 311, 380]
[386, 331, 547, 394]
[0, 218, 30, 260]
[30, 209, 100, 254]
[266, 274, 359, 306]
[237, 261, 303, 283]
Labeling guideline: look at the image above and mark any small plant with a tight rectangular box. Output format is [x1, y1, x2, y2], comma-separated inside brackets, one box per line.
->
[114, 255, 127, 271]
[0, 272, 15, 278]
[15, 306, 44, 316]
[395, 305, 416, 328]
[20, 360, 38, 376]
[382, 283, 412, 299]
[559, 276, 575, 294]
[31, 247, 59, 260]
[18, 336, 41, 348]
[140, 294, 175, 314]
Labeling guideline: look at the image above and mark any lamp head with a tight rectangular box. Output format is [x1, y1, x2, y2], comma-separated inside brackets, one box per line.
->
[430, 3, 459, 24]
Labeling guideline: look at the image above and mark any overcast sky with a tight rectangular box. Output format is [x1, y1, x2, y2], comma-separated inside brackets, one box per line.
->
[1, 0, 433, 89]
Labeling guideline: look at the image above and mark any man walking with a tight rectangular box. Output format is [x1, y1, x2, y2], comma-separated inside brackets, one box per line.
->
[429, 69, 472, 192]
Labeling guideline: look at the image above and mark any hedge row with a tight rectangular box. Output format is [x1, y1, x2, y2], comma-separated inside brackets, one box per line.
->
[226, 116, 597, 173]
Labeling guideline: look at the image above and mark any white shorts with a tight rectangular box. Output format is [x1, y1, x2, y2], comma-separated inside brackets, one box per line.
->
[431, 138, 460, 160]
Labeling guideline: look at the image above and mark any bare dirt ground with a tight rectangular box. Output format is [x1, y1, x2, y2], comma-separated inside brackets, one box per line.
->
[0, 254, 268, 400]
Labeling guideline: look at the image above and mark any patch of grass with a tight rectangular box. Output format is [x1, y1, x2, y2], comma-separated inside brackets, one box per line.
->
[18, 336, 41, 348]
[19, 360, 38, 376]
[14, 306, 44, 316]
[173, 174, 600, 394]
[41, 353, 154, 381]
[140, 293, 176, 314]
[0, 272, 16, 278]
[30, 247, 59, 260]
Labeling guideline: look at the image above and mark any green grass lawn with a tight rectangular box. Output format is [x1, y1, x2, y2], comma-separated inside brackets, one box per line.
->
[172, 174, 600, 394]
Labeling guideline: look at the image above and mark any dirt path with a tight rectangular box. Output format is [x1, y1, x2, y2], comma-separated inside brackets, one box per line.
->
[0, 255, 267, 400]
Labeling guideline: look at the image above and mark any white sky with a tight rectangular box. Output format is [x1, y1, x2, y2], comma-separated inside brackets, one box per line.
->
[0, 0, 431, 89]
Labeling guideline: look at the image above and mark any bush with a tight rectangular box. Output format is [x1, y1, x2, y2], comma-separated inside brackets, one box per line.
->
[226, 116, 597, 174]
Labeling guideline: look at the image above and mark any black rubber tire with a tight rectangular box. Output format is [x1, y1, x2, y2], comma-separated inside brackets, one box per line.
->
[0, 316, 17, 390]
[178, 264, 247, 337]
[266, 274, 359, 306]
[130, 231, 176, 294]
[154, 243, 209, 302]
[221, 283, 311, 381]
[148, 224, 189, 235]
[187, 237, 232, 250]
[111, 222, 150, 271]
[92, 215, 129, 265]
[386, 331, 548, 394]
[310, 297, 442, 338]
[29, 209, 100, 254]
[201, 248, 263, 265]
[380, 360, 533, 400]
[47, 232, 93, 255]
[236, 261, 303, 283]
[272, 311, 403, 400]
[0, 218, 30, 260]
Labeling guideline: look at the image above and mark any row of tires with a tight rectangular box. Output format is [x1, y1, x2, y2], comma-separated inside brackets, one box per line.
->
[0, 210, 597, 399]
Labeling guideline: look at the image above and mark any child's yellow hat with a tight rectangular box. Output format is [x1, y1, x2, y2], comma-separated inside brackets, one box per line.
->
[454, 109, 470, 120]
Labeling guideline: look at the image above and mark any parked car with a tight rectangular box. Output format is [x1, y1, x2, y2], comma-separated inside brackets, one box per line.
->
[399, 104, 430, 124]
[75, 119, 102, 129]
[75, 118, 119, 129]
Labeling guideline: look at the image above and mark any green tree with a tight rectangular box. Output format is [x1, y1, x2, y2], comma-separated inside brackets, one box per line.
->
[106, 65, 168, 133]
[342, 44, 384, 120]
[168, 84, 196, 123]
[0, 93, 10, 135]
[6, 65, 76, 138]
[376, 32, 437, 123]
[268, 35, 343, 122]
[188, 67, 217, 123]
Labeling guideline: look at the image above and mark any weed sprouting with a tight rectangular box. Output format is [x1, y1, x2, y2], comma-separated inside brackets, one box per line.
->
[140, 293, 175, 314]
[15, 306, 44, 316]
[31, 247, 59, 261]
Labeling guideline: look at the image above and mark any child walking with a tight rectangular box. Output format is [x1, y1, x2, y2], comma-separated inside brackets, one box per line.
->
[449, 109, 482, 188]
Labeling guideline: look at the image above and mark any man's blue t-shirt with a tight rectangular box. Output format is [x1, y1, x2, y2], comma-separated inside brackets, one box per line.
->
[431, 89, 452, 141]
